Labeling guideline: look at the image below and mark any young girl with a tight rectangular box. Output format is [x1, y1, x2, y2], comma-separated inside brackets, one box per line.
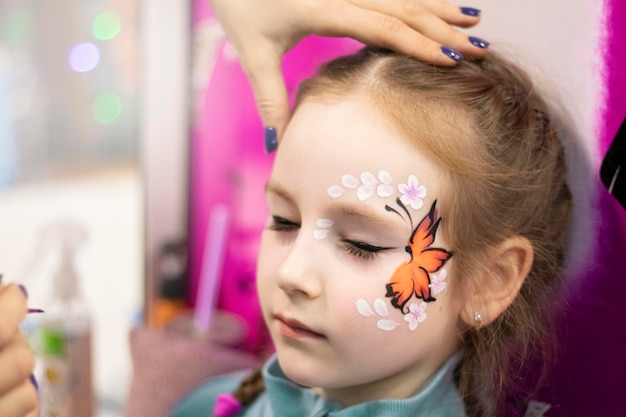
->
[169, 47, 572, 417]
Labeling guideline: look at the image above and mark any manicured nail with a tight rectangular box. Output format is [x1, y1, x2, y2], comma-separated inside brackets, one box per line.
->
[28, 308, 45, 314]
[441, 46, 463, 62]
[0, 274, 3, 284]
[19, 284, 28, 298]
[264, 127, 277, 154]
[460, 7, 481, 17]
[469, 36, 490, 49]
[30, 374, 39, 392]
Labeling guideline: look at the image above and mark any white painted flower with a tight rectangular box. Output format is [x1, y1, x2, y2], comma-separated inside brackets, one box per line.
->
[429, 269, 447, 295]
[356, 299, 374, 317]
[377, 170, 394, 197]
[316, 219, 334, 228]
[313, 219, 335, 240]
[341, 174, 359, 189]
[313, 230, 330, 240]
[328, 185, 344, 198]
[398, 175, 427, 210]
[357, 298, 400, 331]
[403, 302, 427, 331]
[357, 172, 377, 201]
[373, 298, 389, 317]
[377, 320, 401, 331]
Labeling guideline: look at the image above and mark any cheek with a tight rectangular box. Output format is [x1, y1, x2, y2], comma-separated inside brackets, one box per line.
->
[256, 232, 281, 293]
[349, 264, 456, 335]
[334, 263, 407, 333]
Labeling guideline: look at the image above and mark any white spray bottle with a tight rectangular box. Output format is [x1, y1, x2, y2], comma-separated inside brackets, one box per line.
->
[39, 220, 94, 417]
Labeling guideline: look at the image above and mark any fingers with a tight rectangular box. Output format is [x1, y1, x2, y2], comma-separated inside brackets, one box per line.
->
[0, 284, 28, 347]
[322, 0, 488, 63]
[0, 332, 35, 395]
[421, 0, 482, 28]
[0, 283, 38, 417]
[238, 44, 291, 146]
[0, 379, 39, 417]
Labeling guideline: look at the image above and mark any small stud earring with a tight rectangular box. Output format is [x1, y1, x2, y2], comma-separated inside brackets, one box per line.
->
[473, 311, 484, 324]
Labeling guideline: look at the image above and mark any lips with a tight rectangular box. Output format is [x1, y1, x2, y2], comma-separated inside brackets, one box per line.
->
[275, 314, 325, 339]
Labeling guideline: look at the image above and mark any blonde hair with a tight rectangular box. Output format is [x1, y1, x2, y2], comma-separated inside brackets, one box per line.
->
[295, 47, 572, 416]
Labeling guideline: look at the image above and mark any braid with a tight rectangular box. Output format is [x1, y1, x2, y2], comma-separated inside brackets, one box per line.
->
[212, 366, 266, 417]
[232, 367, 265, 407]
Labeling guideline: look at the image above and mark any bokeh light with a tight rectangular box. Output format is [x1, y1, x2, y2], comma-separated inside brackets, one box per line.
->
[68, 43, 100, 72]
[1, 11, 29, 41]
[93, 11, 121, 40]
[93, 92, 122, 124]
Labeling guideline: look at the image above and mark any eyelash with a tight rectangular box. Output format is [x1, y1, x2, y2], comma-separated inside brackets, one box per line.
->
[268, 215, 300, 232]
[341, 240, 385, 261]
[268, 216, 386, 261]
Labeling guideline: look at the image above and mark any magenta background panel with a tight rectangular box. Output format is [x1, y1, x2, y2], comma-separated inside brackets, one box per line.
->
[538, 1, 626, 415]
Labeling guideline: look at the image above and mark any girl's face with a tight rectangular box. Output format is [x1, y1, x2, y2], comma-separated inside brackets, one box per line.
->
[257, 100, 463, 406]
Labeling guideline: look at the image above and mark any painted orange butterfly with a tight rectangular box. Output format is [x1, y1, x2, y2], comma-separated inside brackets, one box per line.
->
[385, 200, 452, 313]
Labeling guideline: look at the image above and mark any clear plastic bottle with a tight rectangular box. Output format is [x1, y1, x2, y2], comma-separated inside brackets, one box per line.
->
[39, 221, 94, 417]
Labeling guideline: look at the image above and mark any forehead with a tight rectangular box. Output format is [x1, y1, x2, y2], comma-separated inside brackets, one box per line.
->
[272, 100, 445, 206]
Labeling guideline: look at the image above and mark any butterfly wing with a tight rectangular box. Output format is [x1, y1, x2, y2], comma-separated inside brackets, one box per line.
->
[386, 262, 415, 312]
[386, 201, 452, 311]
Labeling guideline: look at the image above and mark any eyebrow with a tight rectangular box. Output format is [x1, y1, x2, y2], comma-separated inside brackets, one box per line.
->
[265, 180, 408, 233]
[333, 204, 408, 233]
[265, 180, 296, 206]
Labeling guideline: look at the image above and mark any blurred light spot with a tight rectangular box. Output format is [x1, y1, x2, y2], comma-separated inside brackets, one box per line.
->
[93, 11, 121, 40]
[93, 93, 121, 124]
[68, 43, 100, 72]
[1, 12, 29, 41]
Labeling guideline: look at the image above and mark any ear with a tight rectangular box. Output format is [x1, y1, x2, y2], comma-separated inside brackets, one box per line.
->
[459, 236, 534, 327]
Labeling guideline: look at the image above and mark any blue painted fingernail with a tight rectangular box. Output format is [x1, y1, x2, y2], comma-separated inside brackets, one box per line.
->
[460, 7, 481, 16]
[441, 46, 463, 62]
[30, 374, 39, 392]
[264, 127, 277, 154]
[19, 284, 28, 298]
[469, 36, 490, 48]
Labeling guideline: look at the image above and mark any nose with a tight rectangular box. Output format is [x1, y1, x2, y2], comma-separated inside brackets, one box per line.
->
[274, 232, 323, 299]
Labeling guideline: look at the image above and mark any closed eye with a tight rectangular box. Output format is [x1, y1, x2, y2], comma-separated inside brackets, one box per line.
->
[341, 239, 394, 261]
[268, 215, 300, 232]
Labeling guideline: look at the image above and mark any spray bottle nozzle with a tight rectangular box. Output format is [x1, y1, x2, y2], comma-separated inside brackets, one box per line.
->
[41, 219, 88, 302]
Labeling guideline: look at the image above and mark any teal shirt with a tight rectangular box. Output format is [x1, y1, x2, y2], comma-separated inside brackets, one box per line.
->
[169, 354, 466, 417]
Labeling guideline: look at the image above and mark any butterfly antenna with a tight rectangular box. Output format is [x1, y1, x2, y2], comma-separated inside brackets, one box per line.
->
[385, 204, 406, 222]
[396, 198, 414, 230]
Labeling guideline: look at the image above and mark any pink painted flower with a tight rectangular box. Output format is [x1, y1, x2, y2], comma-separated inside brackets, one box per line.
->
[403, 302, 427, 331]
[398, 175, 427, 210]
[429, 269, 447, 295]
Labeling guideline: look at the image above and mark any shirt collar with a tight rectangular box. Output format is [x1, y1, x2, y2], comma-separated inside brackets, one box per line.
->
[262, 353, 466, 417]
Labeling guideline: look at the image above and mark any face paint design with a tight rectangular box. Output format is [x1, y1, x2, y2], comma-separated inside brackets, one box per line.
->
[355, 298, 401, 331]
[398, 175, 427, 210]
[356, 295, 441, 332]
[429, 269, 447, 295]
[385, 200, 453, 313]
[328, 170, 451, 330]
[313, 219, 335, 240]
[327, 171, 422, 203]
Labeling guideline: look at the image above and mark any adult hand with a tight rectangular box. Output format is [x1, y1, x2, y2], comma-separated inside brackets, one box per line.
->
[209, 0, 489, 142]
[0, 282, 39, 417]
